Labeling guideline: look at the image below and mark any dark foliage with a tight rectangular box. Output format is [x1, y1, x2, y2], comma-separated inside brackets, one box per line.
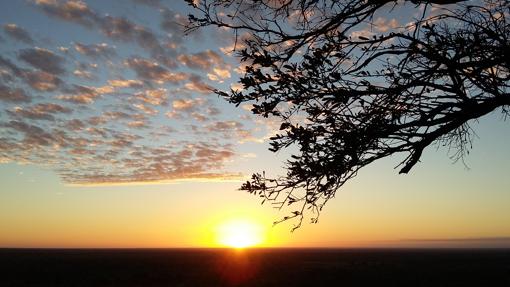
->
[187, 0, 510, 229]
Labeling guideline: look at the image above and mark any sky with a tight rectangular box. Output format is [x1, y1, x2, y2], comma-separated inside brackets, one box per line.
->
[0, 0, 509, 248]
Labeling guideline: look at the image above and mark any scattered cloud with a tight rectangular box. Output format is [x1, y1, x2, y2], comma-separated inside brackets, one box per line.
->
[178, 50, 223, 70]
[99, 16, 138, 41]
[33, 0, 98, 27]
[0, 0, 261, 185]
[372, 17, 399, 33]
[125, 57, 188, 84]
[179, 50, 231, 81]
[73, 69, 94, 80]
[184, 75, 212, 94]
[23, 71, 62, 91]
[131, 0, 161, 7]
[32, 0, 174, 66]
[2, 120, 63, 147]
[127, 120, 148, 129]
[0, 56, 24, 77]
[0, 84, 31, 103]
[108, 79, 144, 89]
[160, 8, 188, 44]
[74, 42, 116, 58]
[350, 29, 375, 40]
[133, 102, 158, 115]
[57, 84, 106, 104]
[172, 98, 205, 112]
[134, 88, 167, 105]
[18, 47, 66, 75]
[64, 118, 86, 131]
[206, 120, 243, 132]
[8, 103, 72, 121]
[3, 23, 34, 44]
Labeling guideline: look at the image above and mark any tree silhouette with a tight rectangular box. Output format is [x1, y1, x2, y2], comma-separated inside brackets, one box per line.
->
[187, 0, 510, 229]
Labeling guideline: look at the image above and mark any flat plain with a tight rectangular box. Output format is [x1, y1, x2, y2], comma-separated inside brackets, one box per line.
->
[1, 248, 509, 286]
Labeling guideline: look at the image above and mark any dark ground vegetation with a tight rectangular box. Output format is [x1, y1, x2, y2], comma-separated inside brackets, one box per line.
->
[1, 248, 509, 286]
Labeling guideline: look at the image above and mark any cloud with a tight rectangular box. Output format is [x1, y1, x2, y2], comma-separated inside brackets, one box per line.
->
[178, 50, 231, 81]
[218, 31, 252, 55]
[18, 47, 66, 75]
[372, 17, 399, 33]
[74, 42, 115, 58]
[1, 104, 243, 185]
[99, 16, 138, 41]
[33, 1, 169, 63]
[125, 57, 188, 84]
[184, 75, 213, 94]
[207, 106, 221, 116]
[133, 103, 158, 115]
[206, 120, 244, 132]
[230, 82, 244, 91]
[131, 0, 161, 7]
[127, 120, 148, 129]
[57, 84, 108, 104]
[0, 55, 63, 91]
[60, 141, 240, 185]
[178, 50, 223, 70]
[0, 84, 31, 103]
[160, 8, 188, 43]
[201, 120, 263, 143]
[0, 1, 256, 186]
[166, 97, 208, 120]
[133, 88, 167, 105]
[8, 103, 72, 121]
[108, 79, 144, 89]
[33, 0, 98, 27]
[82, 112, 141, 128]
[23, 71, 62, 91]
[171, 98, 205, 112]
[73, 69, 94, 80]
[64, 118, 86, 131]
[0, 55, 24, 77]
[2, 120, 62, 147]
[133, 26, 164, 55]
[99, 16, 167, 60]
[191, 112, 207, 122]
[350, 29, 375, 40]
[86, 115, 109, 126]
[209, 66, 231, 80]
[3, 24, 34, 44]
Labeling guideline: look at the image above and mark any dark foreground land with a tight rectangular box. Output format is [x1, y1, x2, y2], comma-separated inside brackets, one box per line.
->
[1, 248, 509, 287]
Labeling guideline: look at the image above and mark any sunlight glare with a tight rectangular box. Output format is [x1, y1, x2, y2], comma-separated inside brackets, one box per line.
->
[217, 219, 264, 248]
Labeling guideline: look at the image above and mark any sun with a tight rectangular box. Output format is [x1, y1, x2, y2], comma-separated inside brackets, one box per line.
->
[217, 219, 264, 248]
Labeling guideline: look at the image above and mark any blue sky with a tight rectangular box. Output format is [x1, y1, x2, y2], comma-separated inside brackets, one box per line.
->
[0, 0, 509, 248]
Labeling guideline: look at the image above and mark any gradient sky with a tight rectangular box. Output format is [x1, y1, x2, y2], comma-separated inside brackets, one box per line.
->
[0, 0, 509, 248]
